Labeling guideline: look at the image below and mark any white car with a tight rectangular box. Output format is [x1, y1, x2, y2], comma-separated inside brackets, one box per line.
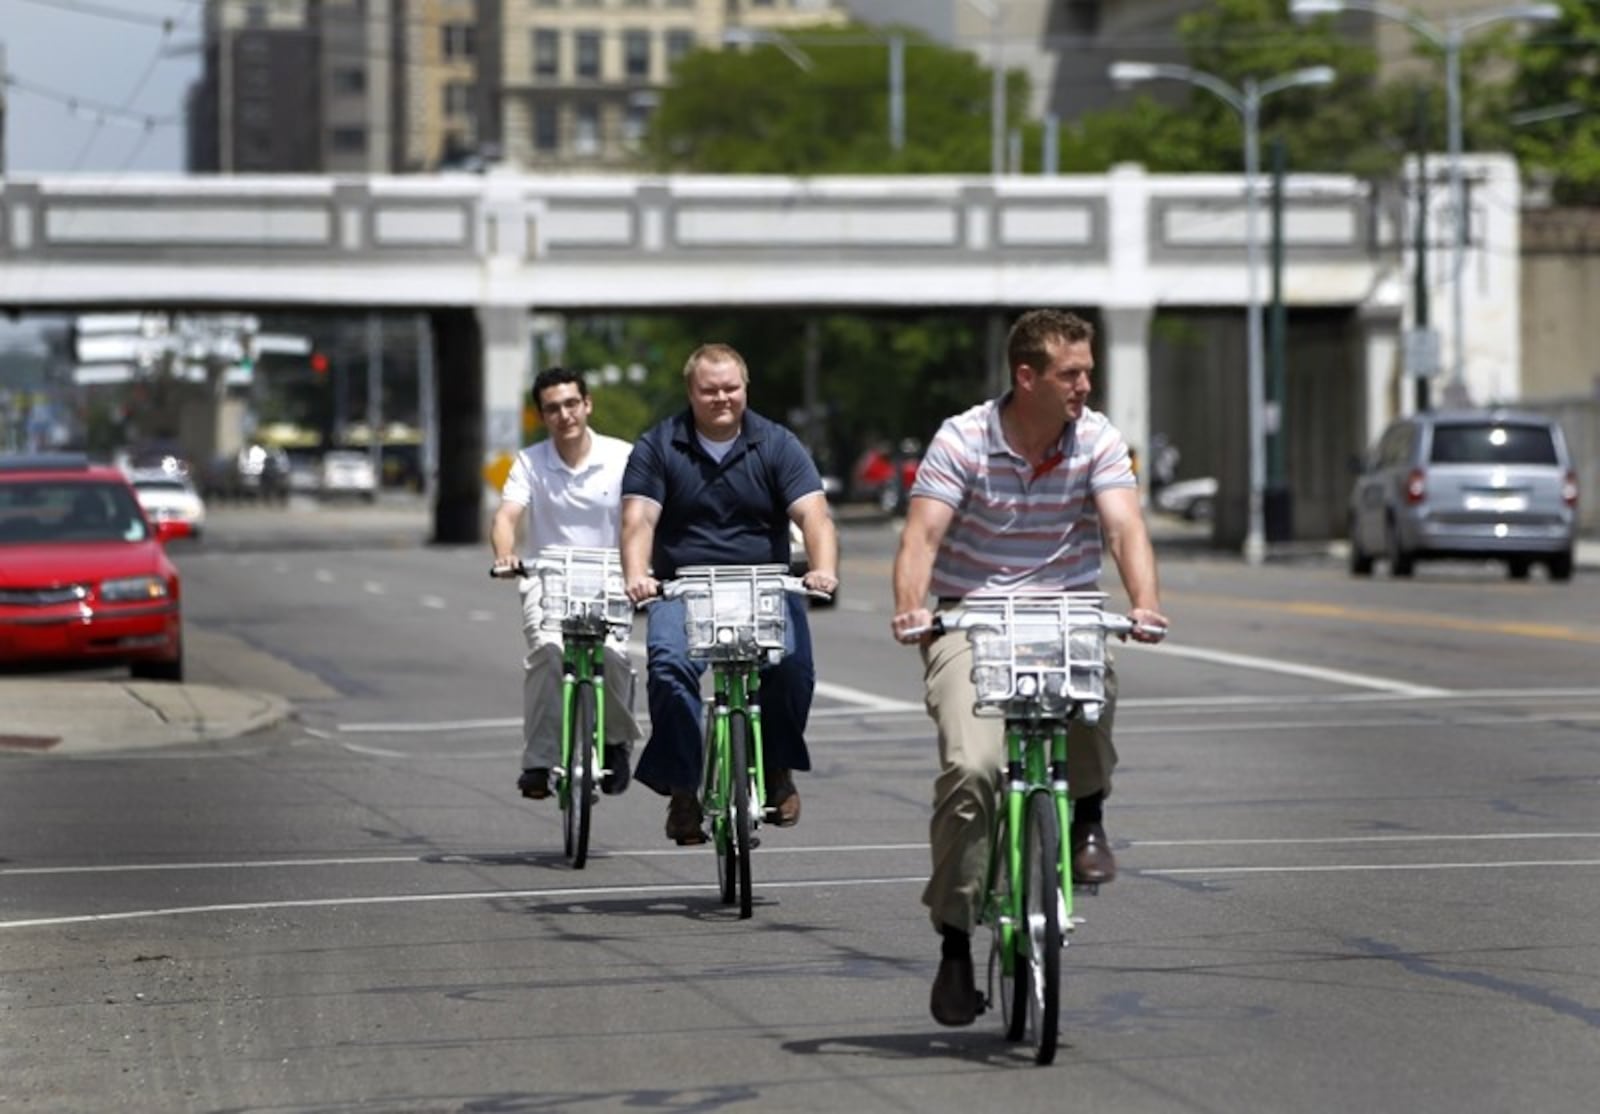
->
[319, 450, 378, 502]
[1154, 476, 1217, 521]
[129, 470, 207, 539]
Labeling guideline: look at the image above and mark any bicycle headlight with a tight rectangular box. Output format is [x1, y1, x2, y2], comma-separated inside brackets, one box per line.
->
[101, 575, 169, 602]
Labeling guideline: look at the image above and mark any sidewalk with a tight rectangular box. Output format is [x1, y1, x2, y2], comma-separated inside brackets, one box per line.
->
[0, 679, 290, 755]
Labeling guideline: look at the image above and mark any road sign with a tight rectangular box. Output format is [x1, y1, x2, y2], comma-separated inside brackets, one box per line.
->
[1404, 327, 1439, 379]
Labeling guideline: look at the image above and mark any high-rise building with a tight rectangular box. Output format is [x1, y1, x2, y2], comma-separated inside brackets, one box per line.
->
[495, 0, 846, 171]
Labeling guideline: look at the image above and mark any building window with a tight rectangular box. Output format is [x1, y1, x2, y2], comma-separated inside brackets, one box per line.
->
[573, 101, 601, 156]
[331, 127, 367, 153]
[332, 68, 366, 95]
[665, 29, 695, 66]
[574, 31, 601, 80]
[245, 3, 269, 26]
[623, 30, 651, 80]
[444, 82, 474, 117]
[623, 99, 651, 146]
[533, 103, 560, 152]
[533, 29, 560, 78]
[442, 24, 476, 61]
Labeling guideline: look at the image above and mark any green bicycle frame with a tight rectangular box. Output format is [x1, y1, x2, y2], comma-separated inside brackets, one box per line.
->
[702, 663, 767, 818]
[989, 720, 1073, 967]
[558, 630, 608, 799]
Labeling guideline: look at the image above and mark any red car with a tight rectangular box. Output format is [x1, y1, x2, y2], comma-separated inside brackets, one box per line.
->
[0, 454, 185, 681]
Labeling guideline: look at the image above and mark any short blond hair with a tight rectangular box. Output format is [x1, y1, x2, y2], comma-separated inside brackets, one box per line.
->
[682, 343, 750, 385]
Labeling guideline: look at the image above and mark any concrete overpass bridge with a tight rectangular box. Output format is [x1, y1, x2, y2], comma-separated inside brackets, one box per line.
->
[0, 164, 1521, 543]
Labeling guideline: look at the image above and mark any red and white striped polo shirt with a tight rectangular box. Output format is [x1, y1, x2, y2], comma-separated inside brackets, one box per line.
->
[912, 395, 1135, 598]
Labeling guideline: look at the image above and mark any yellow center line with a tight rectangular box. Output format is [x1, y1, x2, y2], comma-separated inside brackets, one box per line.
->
[1171, 593, 1600, 645]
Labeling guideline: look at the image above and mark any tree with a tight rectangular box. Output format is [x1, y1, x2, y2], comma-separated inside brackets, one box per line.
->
[643, 26, 1026, 174]
[1500, 0, 1600, 203]
[1062, 0, 1418, 178]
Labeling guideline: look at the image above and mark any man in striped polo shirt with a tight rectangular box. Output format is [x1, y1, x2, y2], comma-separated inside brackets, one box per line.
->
[891, 308, 1169, 1027]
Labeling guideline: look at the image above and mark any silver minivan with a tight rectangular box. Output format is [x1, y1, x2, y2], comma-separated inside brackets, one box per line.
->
[1349, 409, 1579, 580]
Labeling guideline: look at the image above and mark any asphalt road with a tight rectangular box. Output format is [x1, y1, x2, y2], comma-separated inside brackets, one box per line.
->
[5, 502, 1600, 1113]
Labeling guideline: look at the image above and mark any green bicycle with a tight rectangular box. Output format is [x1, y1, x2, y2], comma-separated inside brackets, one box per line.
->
[928, 591, 1145, 1065]
[658, 564, 819, 919]
[493, 546, 633, 869]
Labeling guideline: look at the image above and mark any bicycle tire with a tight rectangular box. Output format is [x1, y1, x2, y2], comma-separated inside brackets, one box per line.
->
[1023, 790, 1063, 1065]
[991, 809, 1029, 1042]
[729, 711, 754, 920]
[564, 681, 596, 869]
[703, 711, 734, 905]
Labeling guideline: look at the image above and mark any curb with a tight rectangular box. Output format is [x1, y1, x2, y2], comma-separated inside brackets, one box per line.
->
[0, 681, 292, 755]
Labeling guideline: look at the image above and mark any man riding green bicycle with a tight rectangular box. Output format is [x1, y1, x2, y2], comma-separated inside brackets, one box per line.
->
[891, 309, 1170, 1028]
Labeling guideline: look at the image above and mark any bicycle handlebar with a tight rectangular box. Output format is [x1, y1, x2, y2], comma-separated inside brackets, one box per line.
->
[900, 609, 1166, 643]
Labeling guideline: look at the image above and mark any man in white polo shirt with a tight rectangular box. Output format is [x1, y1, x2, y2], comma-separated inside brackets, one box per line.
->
[491, 367, 640, 801]
[891, 309, 1169, 1027]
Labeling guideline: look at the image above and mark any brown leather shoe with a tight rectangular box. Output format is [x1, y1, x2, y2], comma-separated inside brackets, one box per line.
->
[1071, 820, 1117, 884]
[665, 791, 705, 845]
[767, 769, 800, 827]
[929, 952, 981, 1027]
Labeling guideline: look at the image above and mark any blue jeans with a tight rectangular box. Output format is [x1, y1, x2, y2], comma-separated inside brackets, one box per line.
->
[633, 592, 815, 796]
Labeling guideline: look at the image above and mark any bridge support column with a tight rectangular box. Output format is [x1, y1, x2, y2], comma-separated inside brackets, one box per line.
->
[429, 305, 533, 544]
[1101, 306, 1152, 487]
[1358, 302, 1402, 453]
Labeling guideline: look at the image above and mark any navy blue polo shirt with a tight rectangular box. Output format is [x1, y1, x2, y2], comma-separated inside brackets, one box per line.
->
[622, 408, 823, 578]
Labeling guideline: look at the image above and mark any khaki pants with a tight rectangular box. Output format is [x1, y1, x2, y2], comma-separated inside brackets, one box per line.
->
[920, 631, 1118, 935]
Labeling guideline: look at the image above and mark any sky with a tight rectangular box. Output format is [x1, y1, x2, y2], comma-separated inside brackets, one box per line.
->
[0, 0, 946, 176]
[2, 0, 204, 174]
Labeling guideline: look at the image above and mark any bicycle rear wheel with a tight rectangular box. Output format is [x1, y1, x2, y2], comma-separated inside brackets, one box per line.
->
[729, 711, 754, 919]
[1022, 790, 1063, 1065]
[563, 681, 596, 869]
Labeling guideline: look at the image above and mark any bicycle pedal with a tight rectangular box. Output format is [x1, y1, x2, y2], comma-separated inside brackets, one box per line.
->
[975, 993, 990, 1015]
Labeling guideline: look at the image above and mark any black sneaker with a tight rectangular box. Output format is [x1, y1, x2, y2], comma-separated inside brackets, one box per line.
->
[600, 744, 632, 795]
[930, 951, 981, 1027]
[517, 768, 551, 800]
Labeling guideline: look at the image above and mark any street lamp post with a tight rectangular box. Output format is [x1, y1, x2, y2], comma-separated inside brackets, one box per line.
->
[1289, 1, 1560, 403]
[1110, 61, 1335, 564]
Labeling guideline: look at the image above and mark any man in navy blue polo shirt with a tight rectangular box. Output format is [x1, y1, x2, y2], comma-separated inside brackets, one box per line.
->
[621, 342, 840, 845]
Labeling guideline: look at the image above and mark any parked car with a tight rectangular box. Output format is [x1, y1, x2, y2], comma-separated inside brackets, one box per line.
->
[319, 449, 378, 502]
[128, 469, 207, 540]
[205, 444, 290, 503]
[0, 453, 185, 680]
[850, 442, 921, 514]
[1348, 409, 1579, 580]
[1154, 476, 1218, 521]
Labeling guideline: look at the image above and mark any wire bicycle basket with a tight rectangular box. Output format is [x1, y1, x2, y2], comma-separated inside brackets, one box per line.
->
[671, 564, 790, 664]
[959, 592, 1114, 724]
[533, 546, 633, 638]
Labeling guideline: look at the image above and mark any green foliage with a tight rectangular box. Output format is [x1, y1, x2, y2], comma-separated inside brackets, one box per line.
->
[644, 26, 1022, 174]
[1501, 0, 1600, 203]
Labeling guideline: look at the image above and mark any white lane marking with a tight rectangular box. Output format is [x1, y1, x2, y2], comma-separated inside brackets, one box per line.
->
[363, 581, 386, 596]
[338, 741, 414, 758]
[1125, 640, 1449, 697]
[1145, 859, 1600, 877]
[339, 717, 517, 735]
[315, 569, 334, 584]
[1, 856, 423, 877]
[468, 610, 496, 622]
[1134, 833, 1600, 848]
[420, 595, 447, 610]
[812, 680, 923, 716]
[3, 843, 930, 878]
[0, 876, 928, 930]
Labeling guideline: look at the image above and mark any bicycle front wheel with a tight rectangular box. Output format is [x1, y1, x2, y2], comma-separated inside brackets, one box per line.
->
[563, 681, 596, 869]
[728, 711, 754, 920]
[1022, 790, 1063, 1064]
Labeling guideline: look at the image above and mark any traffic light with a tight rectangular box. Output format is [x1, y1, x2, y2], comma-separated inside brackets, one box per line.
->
[310, 352, 329, 375]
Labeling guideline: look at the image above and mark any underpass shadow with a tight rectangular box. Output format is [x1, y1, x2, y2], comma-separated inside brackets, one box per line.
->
[783, 1030, 1041, 1067]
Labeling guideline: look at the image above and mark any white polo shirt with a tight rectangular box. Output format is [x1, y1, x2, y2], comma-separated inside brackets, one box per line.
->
[501, 432, 633, 557]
